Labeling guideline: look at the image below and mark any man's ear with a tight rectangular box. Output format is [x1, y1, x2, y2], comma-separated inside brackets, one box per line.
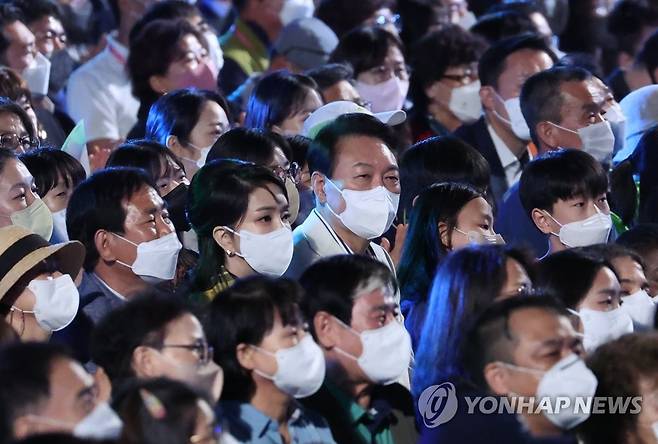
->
[12, 416, 33, 440]
[313, 311, 337, 349]
[131, 346, 159, 378]
[212, 226, 236, 256]
[484, 362, 511, 396]
[312, 172, 327, 204]
[535, 121, 558, 149]
[479, 85, 496, 112]
[236, 343, 256, 370]
[94, 229, 117, 262]
[438, 221, 450, 248]
[531, 208, 554, 235]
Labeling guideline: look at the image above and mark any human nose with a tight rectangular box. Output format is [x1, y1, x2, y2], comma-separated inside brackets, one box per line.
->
[157, 215, 175, 236]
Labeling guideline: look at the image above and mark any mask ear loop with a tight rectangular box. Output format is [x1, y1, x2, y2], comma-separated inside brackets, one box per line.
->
[9, 307, 27, 337]
[219, 226, 244, 258]
[541, 210, 563, 238]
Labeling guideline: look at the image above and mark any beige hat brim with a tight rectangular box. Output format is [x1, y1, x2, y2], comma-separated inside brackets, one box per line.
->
[0, 240, 85, 300]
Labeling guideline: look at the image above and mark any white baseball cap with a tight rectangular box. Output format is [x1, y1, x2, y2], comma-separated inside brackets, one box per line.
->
[302, 101, 406, 138]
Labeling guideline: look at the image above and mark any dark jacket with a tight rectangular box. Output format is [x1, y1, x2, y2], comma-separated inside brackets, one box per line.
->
[301, 382, 418, 444]
[453, 116, 509, 209]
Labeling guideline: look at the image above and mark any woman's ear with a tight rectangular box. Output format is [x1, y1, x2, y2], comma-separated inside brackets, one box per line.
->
[149, 75, 169, 95]
[236, 343, 255, 370]
[438, 221, 451, 249]
[212, 226, 236, 255]
[166, 135, 180, 150]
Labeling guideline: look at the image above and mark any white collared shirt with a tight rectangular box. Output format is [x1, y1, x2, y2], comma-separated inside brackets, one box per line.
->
[66, 32, 139, 141]
[487, 121, 526, 187]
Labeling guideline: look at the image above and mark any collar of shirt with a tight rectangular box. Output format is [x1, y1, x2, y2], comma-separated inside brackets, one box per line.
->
[314, 209, 377, 258]
[223, 401, 303, 439]
[92, 273, 126, 301]
[487, 121, 526, 186]
[105, 32, 129, 65]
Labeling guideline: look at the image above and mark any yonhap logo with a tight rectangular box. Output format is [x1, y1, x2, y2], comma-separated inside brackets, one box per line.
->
[418, 382, 459, 428]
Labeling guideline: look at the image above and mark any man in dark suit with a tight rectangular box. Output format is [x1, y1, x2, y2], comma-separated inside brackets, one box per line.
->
[454, 33, 556, 208]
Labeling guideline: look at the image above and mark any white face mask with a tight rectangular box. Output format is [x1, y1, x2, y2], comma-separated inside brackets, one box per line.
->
[355, 76, 409, 113]
[28, 402, 123, 440]
[456, 10, 477, 30]
[620, 289, 656, 330]
[51, 208, 69, 242]
[448, 80, 482, 124]
[550, 120, 615, 164]
[576, 307, 634, 352]
[544, 209, 612, 248]
[605, 103, 626, 157]
[454, 228, 505, 246]
[223, 226, 294, 277]
[11, 274, 79, 332]
[252, 334, 326, 398]
[74, 402, 123, 439]
[22, 52, 51, 96]
[502, 354, 598, 430]
[285, 177, 300, 224]
[279, 0, 315, 25]
[188, 143, 212, 168]
[334, 317, 412, 385]
[113, 232, 182, 283]
[7, 198, 54, 241]
[325, 180, 399, 240]
[493, 94, 531, 141]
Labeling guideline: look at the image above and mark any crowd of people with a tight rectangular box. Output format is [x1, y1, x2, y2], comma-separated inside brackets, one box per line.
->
[1, 0, 658, 443]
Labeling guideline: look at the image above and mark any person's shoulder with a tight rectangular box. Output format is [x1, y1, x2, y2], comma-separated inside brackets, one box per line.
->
[68, 50, 112, 84]
[453, 116, 486, 138]
[373, 382, 415, 415]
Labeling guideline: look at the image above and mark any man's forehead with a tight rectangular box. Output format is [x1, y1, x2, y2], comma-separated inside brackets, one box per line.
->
[335, 135, 396, 166]
[508, 307, 570, 341]
[561, 80, 598, 105]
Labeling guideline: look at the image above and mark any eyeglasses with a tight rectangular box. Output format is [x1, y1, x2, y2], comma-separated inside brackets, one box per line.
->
[35, 30, 67, 45]
[0, 133, 39, 152]
[441, 66, 478, 85]
[375, 13, 401, 30]
[363, 64, 411, 84]
[273, 162, 301, 184]
[161, 340, 213, 366]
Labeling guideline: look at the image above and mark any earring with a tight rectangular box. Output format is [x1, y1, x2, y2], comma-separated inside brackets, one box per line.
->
[226, 250, 235, 257]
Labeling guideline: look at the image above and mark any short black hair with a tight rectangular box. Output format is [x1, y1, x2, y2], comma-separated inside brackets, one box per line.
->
[244, 70, 319, 130]
[330, 26, 404, 77]
[487, 0, 542, 15]
[299, 255, 397, 331]
[579, 243, 646, 272]
[608, 0, 658, 58]
[12, 0, 62, 26]
[90, 293, 190, 390]
[19, 148, 86, 198]
[146, 88, 231, 147]
[479, 33, 556, 89]
[0, 96, 36, 145]
[66, 167, 156, 271]
[305, 63, 354, 96]
[316, 0, 394, 38]
[129, 0, 200, 41]
[520, 66, 591, 145]
[471, 11, 539, 44]
[536, 249, 617, 309]
[0, 4, 24, 63]
[127, 19, 206, 109]
[636, 29, 658, 76]
[204, 276, 302, 402]
[462, 295, 566, 389]
[519, 149, 608, 217]
[307, 113, 396, 178]
[286, 134, 311, 169]
[0, 342, 72, 429]
[399, 136, 491, 218]
[207, 127, 283, 165]
[106, 139, 184, 185]
[617, 223, 658, 257]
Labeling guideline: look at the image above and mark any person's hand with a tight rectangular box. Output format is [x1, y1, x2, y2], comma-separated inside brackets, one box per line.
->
[380, 223, 408, 268]
[87, 139, 117, 171]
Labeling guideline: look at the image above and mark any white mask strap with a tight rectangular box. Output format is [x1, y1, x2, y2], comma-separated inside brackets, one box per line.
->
[548, 121, 579, 135]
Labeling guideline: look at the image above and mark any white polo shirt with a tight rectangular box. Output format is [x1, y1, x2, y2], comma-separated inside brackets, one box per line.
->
[66, 33, 139, 141]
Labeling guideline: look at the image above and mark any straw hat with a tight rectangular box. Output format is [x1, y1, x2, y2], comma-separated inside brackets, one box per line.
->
[0, 225, 85, 300]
